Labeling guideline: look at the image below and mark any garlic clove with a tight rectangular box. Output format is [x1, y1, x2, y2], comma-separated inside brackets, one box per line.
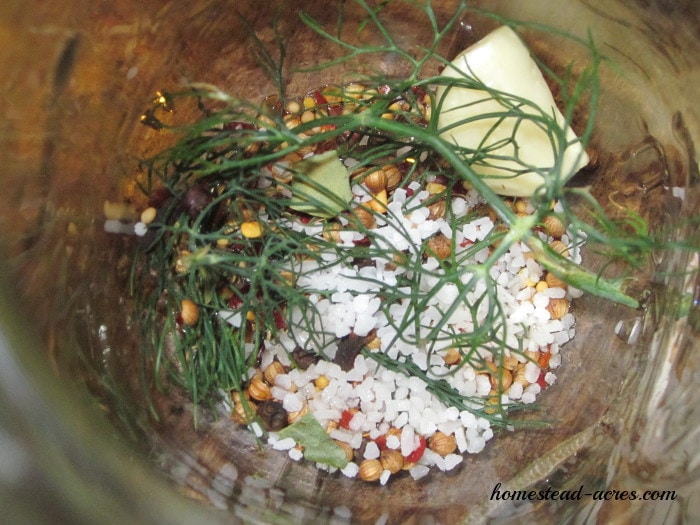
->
[436, 26, 589, 197]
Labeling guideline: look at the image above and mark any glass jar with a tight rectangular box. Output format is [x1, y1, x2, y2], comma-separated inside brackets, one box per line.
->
[0, 1, 697, 523]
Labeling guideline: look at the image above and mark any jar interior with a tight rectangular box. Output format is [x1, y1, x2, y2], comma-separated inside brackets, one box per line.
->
[0, 1, 698, 523]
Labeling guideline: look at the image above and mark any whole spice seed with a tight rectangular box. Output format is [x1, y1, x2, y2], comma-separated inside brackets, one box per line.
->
[547, 297, 570, 320]
[248, 375, 273, 401]
[380, 449, 404, 474]
[428, 432, 457, 457]
[543, 214, 567, 238]
[359, 459, 383, 482]
[256, 400, 288, 431]
[180, 299, 199, 326]
[263, 361, 286, 385]
[241, 220, 263, 239]
[363, 168, 388, 194]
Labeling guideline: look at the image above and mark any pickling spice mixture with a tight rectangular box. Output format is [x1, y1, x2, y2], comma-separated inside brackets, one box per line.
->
[120, 3, 661, 484]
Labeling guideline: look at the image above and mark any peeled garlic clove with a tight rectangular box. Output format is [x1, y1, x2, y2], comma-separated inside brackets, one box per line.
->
[436, 26, 589, 197]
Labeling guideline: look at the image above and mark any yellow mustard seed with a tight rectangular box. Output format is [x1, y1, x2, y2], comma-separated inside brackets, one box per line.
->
[241, 221, 263, 239]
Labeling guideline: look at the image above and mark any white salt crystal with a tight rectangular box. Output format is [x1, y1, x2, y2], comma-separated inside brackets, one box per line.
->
[532, 292, 550, 309]
[545, 372, 557, 385]
[466, 436, 486, 454]
[460, 410, 478, 428]
[400, 425, 416, 457]
[282, 393, 304, 413]
[419, 419, 437, 437]
[421, 448, 442, 469]
[286, 448, 301, 462]
[364, 440, 380, 459]
[444, 454, 463, 471]
[475, 374, 492, 396]
[524, 383, 542, 396]
[354, 315, 375, 337]
[329, 429, 355, 444]
[455, 428, 468, 453]
[521, 392, 537, 404]
[508, 382, 524, 400]
[375, 512, 390, 525]
[269, 385, 286, 400]
[549, 353, 562, 368]
[379, 470, 392, 485]
[386, 435, 401, 450]
[437, 421, 461, 436]
[272, 437, 297, 451]
[394, 386, 409, 400]
[524, 362, 541, 384]
[341, 462, 359, 478]
[451, 197, 467, 216]
[409, 464, 430, 480]
[544, 287, 567, 299]
[413, 353, 428, 370]
[349, 411, 367, 432]
[250, 422, 264, 438]
[394, 412, 409, 428]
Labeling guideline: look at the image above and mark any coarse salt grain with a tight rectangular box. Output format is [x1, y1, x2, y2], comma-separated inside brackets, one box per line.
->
[288, 447, 304, 461]
[272, 437, 297, 451]
[409, 464, 430, 480]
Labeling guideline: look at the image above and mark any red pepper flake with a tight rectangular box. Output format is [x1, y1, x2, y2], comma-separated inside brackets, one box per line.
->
[340, 409, 354, 430]
[273, 308, 287, 330]
[536, 372, 549, 390]
[227, 295, 243, 309]
[373, 434, 388, 450]
[537, 351, 551, 368]
[310, 90, 328, 106]
[405, 436, 427, 463]
[352, 236, 371, 247]
[328, 104, 344, 117]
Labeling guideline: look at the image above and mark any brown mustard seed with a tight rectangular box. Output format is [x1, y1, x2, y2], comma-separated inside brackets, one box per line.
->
[428, 199, 447, 220]
[549, 240, 570, 257]
[180, 299, 199, 326]
[543, 214, 567, 239]
[427, 233, 452, 260]
[287, 403, 308, 424]
[443, 348, 461, 366]
[351, 207, 376, 229]
[490, 368, 513, 391]
[547, 297, 570, 320]
[263, 361, 286, 385]
[545, 272, 568, 289]
[358, 459, 383, 482]
[363, 168, 388, 194]
[380, 449, 404, 474]
[231, 391, 255, 425]
[335, 440, 355, 463]
[428, 431, 457, 457]
[248, 375, 272, 401]
[382, 164, 402, 191]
